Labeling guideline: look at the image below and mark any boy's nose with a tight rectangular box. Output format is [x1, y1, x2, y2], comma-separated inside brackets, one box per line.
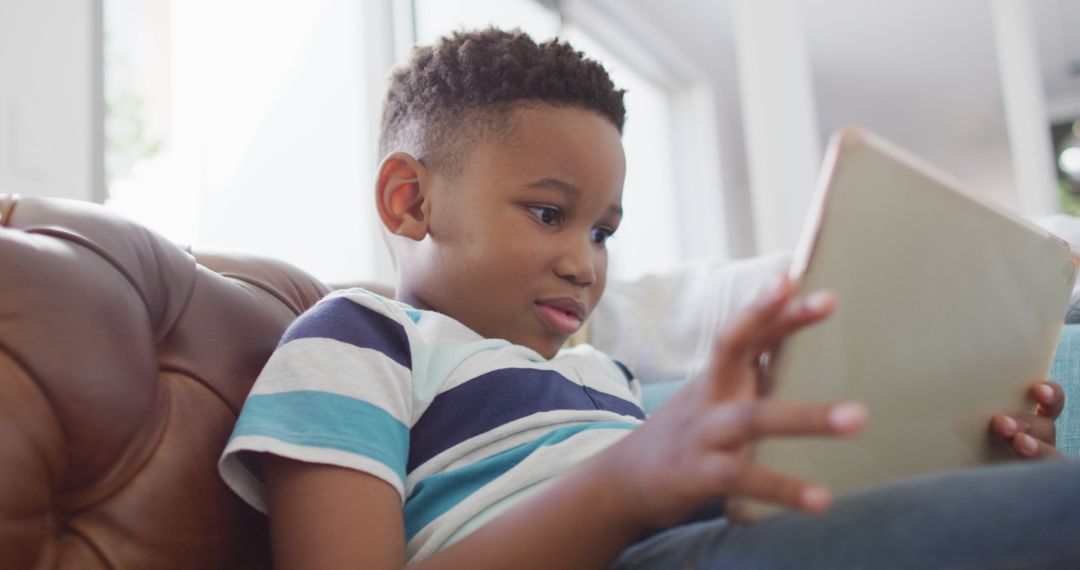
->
[554, 240, 597, 286]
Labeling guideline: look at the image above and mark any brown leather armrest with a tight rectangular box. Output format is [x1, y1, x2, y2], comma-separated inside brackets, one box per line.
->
[0, 194, 329, 569]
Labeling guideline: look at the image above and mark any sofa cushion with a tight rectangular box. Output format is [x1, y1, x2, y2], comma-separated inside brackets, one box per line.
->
[0, 194, 328, 569]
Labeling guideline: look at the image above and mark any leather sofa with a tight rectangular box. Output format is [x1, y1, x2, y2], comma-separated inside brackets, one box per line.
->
[0, 194, 328, 569]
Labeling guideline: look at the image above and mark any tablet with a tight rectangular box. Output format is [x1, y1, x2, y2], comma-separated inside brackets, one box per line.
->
[730, 127, 1080, 521]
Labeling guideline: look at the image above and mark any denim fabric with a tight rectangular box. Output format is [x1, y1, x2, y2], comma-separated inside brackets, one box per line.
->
[1050, 325, 1080, 457]
[611, 458, 1080, 569]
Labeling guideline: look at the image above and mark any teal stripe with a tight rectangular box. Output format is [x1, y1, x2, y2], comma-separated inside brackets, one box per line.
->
[404, 421, 636, 541]
[640, 379, 686, 416]
[231, 390, 410, 484]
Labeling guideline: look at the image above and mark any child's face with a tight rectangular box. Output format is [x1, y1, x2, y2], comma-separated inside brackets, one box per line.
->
[405, 105, 625, 358]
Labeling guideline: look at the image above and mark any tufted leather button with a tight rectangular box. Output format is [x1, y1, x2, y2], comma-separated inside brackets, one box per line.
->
[0, 194, 330, 569]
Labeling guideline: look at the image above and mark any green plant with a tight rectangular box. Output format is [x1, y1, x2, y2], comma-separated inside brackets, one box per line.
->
[1059, 179, 1080, 216]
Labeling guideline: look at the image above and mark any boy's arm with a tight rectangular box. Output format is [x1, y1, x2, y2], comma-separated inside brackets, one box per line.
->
[265, 457, 406, 569]
[264, 277, 867, 570]
[264, 447, 646, 570]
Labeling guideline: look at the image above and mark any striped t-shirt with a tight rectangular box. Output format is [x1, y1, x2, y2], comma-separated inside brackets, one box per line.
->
[218, 288, 646, 561]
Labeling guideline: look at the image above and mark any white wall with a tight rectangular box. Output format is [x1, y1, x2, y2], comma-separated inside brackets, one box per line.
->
[0, 0, 103, 202]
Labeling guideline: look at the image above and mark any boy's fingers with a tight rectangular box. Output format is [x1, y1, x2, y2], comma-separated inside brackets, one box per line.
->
[705, 279, 795, 400]
[707, 286, 835, 399]
[713, 276, 794, 362]
[746, 292, 837, 358]
[1031, 382, 1065, 420]
[991, 414, 1056, 446]
[1010, 432, 1063, 460]
[704, 400, 868, 447]
[728, 463, 832, 515]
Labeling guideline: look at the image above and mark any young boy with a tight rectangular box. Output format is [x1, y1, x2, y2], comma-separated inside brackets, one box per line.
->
[220, 29, 1080, 568]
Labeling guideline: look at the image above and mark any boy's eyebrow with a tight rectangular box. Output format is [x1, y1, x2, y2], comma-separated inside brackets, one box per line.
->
[525, 177, 623, 217]
[526, 177, 581, 197]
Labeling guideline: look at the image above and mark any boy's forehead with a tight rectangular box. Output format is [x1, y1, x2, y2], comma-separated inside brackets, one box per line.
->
[453, 105, 625, 198]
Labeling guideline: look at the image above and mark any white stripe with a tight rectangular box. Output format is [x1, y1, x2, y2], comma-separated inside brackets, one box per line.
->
[249, 338, 412, 425]
[405, 427, 632, 562]
[411, 307, 488, 344]
[220, 435, 407, 514]
[411, 337, 509, 413]
[435, 346, 542, 393]
[405, 410, 642, 491]
[551, 349, 639, 398]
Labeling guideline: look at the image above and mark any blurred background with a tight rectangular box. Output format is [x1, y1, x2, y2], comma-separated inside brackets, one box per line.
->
[1, 0, 1079, 284]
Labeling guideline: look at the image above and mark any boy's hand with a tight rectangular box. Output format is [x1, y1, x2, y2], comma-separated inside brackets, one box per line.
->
[991, 381, 1065, 460]
[602, 276, 869, 531]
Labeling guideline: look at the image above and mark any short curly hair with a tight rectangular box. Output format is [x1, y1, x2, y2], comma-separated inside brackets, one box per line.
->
[378, 28, 626, 175]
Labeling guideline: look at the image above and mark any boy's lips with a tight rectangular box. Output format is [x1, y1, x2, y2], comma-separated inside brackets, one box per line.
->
[534, 297, 586, 335]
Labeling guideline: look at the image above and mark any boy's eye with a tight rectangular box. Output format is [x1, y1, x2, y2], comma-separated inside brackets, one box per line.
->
[591, 227, 615, 245]
[527, 206, 562, 226]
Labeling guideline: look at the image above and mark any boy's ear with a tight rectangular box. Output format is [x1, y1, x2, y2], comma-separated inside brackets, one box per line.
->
[375, 152, 431, 241]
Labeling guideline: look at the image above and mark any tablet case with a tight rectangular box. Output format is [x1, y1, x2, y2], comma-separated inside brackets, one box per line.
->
[730, 127, 1080, 521]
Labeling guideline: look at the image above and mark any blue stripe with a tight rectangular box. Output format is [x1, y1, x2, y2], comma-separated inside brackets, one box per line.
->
[231, 391, 409, 485]
[407, 368, 646, 472]
[404, 421, 636, 541]
[280, 296, 412, 369]
[613, 359, 634, 384]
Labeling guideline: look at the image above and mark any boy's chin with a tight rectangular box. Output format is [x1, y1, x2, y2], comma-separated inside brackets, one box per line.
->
[520, 335, 567, 360]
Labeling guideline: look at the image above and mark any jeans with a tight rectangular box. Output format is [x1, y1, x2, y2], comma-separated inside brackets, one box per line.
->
[611, 458, 1080, 569]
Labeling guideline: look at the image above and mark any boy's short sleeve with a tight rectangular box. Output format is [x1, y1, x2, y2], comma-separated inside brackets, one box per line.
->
[218, 291, 417, 512]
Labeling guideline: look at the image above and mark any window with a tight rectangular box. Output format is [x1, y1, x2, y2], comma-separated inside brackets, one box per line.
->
[104, 0, 393, 284]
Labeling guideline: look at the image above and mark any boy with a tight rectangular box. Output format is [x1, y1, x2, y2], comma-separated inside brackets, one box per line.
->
[220, 29, 1080, 568]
